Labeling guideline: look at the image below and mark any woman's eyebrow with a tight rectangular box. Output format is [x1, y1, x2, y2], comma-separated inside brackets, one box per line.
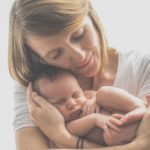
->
[43, 25, 88, 58]
[73, 24, 87, 33]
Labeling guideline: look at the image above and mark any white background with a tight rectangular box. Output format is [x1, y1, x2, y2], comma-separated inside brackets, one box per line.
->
[0, 0, 150, 149]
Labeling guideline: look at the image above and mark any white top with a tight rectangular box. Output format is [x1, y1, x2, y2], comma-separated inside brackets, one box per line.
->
[13, 50, 150, 131]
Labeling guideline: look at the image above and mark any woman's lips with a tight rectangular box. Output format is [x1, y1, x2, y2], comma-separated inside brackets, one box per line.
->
[76, 54, 93, 69]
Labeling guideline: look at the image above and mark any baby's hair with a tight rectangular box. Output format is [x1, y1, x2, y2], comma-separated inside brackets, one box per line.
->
[32, 65, 75, 97]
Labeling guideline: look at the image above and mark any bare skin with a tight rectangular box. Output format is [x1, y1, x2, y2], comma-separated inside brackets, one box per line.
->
[23, 51, 149, 150]
[14, 11, 150, 149]
[15, 52, 150, 150]
[24, 84, 150, 149]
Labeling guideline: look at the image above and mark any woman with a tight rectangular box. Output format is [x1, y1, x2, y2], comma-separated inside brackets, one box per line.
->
[8, 0, 150, 149]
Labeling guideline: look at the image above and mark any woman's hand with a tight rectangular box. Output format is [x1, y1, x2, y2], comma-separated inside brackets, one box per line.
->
[94, 114, 122, 138]
[134, 96, 150, 149]
[27, 83, 65, 143]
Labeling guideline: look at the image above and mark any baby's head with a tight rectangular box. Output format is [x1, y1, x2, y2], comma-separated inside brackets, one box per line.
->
[32, 66, 86, 122]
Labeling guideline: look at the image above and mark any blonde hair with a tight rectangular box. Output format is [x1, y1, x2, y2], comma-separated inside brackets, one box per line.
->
[8, 0, 109, 87]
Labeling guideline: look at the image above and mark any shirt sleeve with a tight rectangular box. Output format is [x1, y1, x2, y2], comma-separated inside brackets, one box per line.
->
[13, 82, 36, 132]
[136, 51, 150, 98]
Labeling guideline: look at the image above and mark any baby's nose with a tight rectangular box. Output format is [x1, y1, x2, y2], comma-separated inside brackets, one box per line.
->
[66, 98, 77, 110]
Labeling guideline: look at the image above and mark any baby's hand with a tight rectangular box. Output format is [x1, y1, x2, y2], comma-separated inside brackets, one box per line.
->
[112, 108, 146, 126]
[82, 96, 100, 116]
[111, 113, 125, 123]
[95, 114, 122, 138]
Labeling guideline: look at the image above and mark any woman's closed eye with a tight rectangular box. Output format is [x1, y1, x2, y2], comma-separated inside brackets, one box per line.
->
[49, 48, 63, 60]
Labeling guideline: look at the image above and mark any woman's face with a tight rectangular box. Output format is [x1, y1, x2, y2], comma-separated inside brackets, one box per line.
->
[27, 17, 101, 77]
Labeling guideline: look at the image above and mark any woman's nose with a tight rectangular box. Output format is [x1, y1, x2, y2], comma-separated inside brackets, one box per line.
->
[66, 43, 86, 63]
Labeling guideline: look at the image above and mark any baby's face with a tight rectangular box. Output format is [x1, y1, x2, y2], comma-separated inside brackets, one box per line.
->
[38, 74, 87, 122]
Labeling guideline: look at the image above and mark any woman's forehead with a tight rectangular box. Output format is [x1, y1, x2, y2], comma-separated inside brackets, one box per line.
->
[26, 16, 93, 56]
[27, 16, 92, 41]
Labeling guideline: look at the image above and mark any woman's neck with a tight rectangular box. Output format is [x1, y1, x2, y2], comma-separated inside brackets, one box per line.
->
[93, 50, 119, 90]
[76, 49, 119, 91]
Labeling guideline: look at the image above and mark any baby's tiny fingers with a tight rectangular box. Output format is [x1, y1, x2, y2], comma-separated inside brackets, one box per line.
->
[112, 114, 124, 119]
[110, 117, 122, 126]
[82, 105, 88, 116]
[120, 116, 128, 125]
[87, 105, 96, 114]
[86, 106, 93, 115]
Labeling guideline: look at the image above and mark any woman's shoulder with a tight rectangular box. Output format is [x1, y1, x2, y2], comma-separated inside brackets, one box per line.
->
[118, 49, 150, 68]
[114, 49, 150, 93]
[13, 81, 36, 131]
[13, 81, 27, 93]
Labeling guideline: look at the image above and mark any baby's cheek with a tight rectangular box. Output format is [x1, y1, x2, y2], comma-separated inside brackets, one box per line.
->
[58, 106, 70, 121]
[79, 97, 87, 105]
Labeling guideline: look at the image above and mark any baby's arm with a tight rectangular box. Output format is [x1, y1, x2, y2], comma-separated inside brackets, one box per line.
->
[67, 114, 121, 138]
[96, 86, 147, 124]
[66, 114, 97, 137]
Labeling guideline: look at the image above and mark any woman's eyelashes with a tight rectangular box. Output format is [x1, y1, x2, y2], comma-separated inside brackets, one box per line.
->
[49, 48, 63, 60]
[47, 27, 86, 60]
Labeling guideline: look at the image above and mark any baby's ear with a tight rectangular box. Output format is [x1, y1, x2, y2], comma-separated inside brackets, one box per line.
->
[146, 95, 150, 105]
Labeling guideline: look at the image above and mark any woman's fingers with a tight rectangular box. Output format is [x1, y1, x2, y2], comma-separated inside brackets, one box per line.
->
[32, 92, 48, 108]
[103, 125, 111, 138]
[27, 82, 33, 105]
[27, 83, 43, 121]
[108, 120, 121, 132]
[136, 99, 150, 136]
[27, 83, 37, 110]
[146, 95, 150, 105]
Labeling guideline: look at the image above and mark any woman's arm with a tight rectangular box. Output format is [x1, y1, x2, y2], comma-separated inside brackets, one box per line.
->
[16, 127, 50, 150]
[13, 83, 51, 150]
[46, 102, 150, 150]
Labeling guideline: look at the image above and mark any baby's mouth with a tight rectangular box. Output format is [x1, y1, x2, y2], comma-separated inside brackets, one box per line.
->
[71, 109, 82, 120]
